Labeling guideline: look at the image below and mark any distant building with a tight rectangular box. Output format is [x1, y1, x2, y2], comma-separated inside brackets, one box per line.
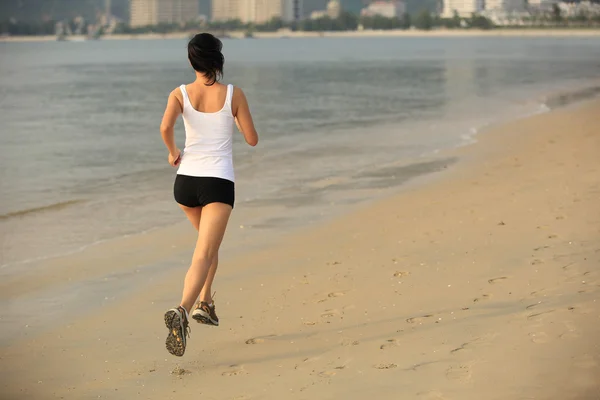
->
[481, 0, 527, 25]
[311, 0, 342, 19]
[327, 0, 342, 18]
[343, 0, 368, 16]
[485, 0, 526, 12]
[442, 0, 485, 18]
[244, 0, 283, 24]
[199, 0, 212, 19]
[526, 0, 558, 12]
[310, 10, 327, 19]
[361, 1, 406, 18]
[526, 0, 552, 6]
[557, 1, 600, 17]
[283, 0, 304, 22]
[212, 0, 240, 22]
[213, 0, 289, 24]
[130, 0, 199, 27]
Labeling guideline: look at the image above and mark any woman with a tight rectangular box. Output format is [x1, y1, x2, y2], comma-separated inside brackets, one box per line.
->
[159, 33, 258, 357]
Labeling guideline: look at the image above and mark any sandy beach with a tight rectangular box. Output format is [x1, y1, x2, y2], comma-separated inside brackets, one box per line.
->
[1, 98, 599, 399]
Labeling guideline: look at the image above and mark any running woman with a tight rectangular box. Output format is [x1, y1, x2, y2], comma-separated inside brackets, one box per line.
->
[159, 33, 258, 357]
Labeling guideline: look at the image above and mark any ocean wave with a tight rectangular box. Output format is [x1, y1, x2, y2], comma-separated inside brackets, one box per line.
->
[544, 85, 600, 110]
[0, 199, 86, 221]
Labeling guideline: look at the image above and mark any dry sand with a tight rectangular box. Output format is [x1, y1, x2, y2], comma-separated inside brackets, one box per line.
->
[1, 99, 599, 400]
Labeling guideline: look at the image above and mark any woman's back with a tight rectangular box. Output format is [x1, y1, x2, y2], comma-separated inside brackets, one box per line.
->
[177, 82, 235, 182]
[183, 82, 229, 114]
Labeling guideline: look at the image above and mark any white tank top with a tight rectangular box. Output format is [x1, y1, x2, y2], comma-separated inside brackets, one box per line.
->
[176, 83, 235, 182]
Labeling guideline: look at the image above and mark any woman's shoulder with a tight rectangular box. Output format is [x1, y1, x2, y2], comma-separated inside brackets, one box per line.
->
[170, 85, 185, 97]
[231, 85, 246, 98]
[167, 86, 185, 111]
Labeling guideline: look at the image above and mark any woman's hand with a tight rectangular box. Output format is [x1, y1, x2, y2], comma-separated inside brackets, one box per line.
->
[168, 149, 182, 167]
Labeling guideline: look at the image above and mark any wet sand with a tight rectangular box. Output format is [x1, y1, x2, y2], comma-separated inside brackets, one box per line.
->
[1, 99, 599, 399]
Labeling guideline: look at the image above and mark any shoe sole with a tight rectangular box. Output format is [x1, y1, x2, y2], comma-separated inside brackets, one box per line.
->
[192, 310, 219, 326]
[164, 309, 186, 356]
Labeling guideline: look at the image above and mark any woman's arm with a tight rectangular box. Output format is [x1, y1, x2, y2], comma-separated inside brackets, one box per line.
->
[232, 87, 259, 147]
[160, 89, 184, 166]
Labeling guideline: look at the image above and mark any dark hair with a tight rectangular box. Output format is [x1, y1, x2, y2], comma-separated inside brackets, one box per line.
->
[187, 33, 224, 86]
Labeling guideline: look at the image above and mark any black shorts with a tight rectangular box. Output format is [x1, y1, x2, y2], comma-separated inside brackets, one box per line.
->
[174, 175, 235, 208]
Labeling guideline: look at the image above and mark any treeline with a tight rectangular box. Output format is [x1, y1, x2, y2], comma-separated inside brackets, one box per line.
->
[0, 20, 57, 35]
[107, 11, 495, 35]
[100, 10, 600, 34]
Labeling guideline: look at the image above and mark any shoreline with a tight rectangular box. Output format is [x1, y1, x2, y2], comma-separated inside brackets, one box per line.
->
[1, 96, 599, 397]
[2, 28, 600, 43]
[2, 82, 598, 271]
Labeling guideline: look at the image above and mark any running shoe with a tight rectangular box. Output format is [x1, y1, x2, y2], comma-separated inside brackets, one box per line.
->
[164, 306, 190, 356]
[192, 301, 219, 326]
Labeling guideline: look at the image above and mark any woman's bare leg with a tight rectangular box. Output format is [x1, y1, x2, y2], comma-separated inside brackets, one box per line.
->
[199, 254, 218, 303]
[179, 204, 220, 304]
[179, 202, 232, 313]
[178, 204, 202, 231]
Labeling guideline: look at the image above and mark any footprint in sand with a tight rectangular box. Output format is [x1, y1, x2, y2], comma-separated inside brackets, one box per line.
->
[573, 355, 598, 369]
[559, 321, 580, 340]
[318, 370, 337, 378]
[321, 309, 341, 319]
[527, 310, 555, 321]
[488, 276, 508, 284]
[562, 262, 577, 271]
[380, 338, 400, 350]
[417, 390, 447, 400]
[534, 245, 550, 251]
[317, 292, 346, 302]
[530, 289, 547, 298]
[450, 334, 496, 354]
[526, 302, 542, 310]
[170, 366, 190, 376]
[374, 363, 398, 370]
[450, 342, 469, 354]
[318, 366, 345, 378]
[473, 294, 492, 303]
[406, 314, 434, 324]
[406, 361, 441, 372]
[529, 332, 551, 344]
[560, 330, 580, 340]
[222, 365, 246, 376]
[340, 338, 360, 347]
[567, 305, 594, 315]
[445, 365, 472, 382]
[245, 335, 277, 345]
[294, 356, 321, 370]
